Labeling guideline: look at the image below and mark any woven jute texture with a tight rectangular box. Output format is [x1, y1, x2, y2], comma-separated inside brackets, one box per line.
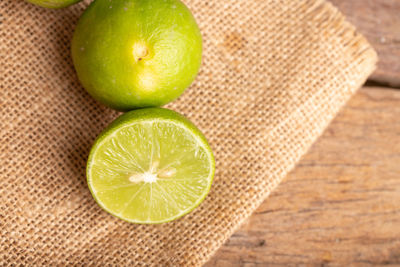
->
[1, 0, 377, 265]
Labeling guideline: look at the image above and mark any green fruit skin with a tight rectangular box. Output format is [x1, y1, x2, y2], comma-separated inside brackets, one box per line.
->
[87, 108, 215, 224]
[25, 0, 81, 8]
[72, 0, 203, 111]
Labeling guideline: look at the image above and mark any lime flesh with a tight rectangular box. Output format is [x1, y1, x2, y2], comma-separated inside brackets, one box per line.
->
[71, 0, 202, 111]
[87, 108, 214, 224]
[25, 0, 81, 8]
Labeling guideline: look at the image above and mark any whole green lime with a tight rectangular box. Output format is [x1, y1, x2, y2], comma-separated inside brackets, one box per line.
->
[25, 0, 81, 8]
[71, 0, 202, 111]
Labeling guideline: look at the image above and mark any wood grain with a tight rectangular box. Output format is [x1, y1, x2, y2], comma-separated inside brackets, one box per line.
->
[206, 87, 400, 266]
[329, 0, 400, 87]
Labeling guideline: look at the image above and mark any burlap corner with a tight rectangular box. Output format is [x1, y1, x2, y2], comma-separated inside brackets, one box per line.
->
[0, 0, 376, 265]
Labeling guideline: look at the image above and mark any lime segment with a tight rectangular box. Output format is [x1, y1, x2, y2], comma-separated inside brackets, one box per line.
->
[87, 108, 214, 224]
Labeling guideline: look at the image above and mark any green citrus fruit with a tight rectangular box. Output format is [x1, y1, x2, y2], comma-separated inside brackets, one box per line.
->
[87, 108, 215, 224]
[25, 0, 81, 8]
[71, 0, 202, 111]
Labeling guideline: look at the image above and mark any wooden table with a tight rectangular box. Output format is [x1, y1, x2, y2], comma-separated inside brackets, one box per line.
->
[207, 1, 400, 266]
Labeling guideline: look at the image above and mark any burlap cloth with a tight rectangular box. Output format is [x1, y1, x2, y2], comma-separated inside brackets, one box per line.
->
[0, 0, 377, 265]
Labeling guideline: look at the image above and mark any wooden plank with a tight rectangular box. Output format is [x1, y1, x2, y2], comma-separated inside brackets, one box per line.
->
[206, 87, 400, 266]
[328, 0, 400, 87]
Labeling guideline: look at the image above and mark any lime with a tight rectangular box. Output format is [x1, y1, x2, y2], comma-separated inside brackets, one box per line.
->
[71, 0, 202, 111]
[87, 108, 215, 224]
[25, 0, 81, 8]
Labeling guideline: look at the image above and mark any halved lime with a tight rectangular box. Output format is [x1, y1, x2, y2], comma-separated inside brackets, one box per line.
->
[87, 108, 215, 224]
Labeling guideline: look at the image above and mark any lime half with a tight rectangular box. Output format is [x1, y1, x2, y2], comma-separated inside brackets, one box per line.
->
[87, 108, 215, 224]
